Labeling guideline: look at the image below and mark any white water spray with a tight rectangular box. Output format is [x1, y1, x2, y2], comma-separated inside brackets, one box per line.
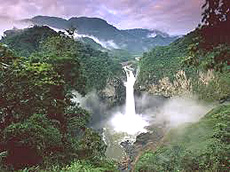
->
[110, 66, 149, 135]
[124, 66, 136, 116]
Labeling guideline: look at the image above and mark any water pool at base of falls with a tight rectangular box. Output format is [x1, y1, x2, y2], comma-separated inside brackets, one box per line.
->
[103, 66, 149, 160]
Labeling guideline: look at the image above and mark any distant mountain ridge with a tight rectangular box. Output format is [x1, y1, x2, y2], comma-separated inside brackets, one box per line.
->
[22, 16, 180, 55]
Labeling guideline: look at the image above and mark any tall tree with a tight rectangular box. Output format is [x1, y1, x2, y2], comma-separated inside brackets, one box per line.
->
[202, 0, 230, 26]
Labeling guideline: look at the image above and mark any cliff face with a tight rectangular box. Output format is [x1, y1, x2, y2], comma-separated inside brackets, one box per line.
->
[119, 124, 166, 171]
[99, 77, 126, 107]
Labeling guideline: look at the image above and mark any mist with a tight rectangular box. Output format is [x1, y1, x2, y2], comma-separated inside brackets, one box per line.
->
[0, 17, 32, 38]
[73, 89, 213, 134]
[72, 91, 115, 129]
[71, 88, 214, 161]
[50, 27, 120, 49]
[152, 96, 213, 128]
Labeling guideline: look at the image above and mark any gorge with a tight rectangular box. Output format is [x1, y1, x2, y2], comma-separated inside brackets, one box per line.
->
[1, 1, 230, 170]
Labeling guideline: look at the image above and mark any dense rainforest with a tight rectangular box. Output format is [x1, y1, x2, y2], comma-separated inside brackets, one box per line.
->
[135, 0, 230, 171]
[0, 0, 230, 171]
[0, 27, 123, 171]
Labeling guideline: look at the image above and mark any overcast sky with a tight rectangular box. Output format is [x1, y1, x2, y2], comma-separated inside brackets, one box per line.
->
[0, 0, 204, 35]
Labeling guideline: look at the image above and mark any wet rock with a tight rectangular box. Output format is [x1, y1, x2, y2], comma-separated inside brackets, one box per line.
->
[99, 78, 126, 107]
[120, 140, 137, 161]
[118, 125, 166, 171]
[118, 156, 132, 172]
[134, 132, 152, 146]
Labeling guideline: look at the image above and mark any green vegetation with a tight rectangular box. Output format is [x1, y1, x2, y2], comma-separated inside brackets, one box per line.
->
[17, 160, 118, 172]
[0, 26, 59, 57]
[148, 69, 230, 102]
[135, 105, 230, 172]
[1, 0, 230, 171]
[29, 16, 178, 54]
[137, 0, 230, 94]
[80, 37, 104, 50]
[137, 30, 198, 87]
[0, 27, 120, 171]
[135, 1, 230, 171]
[1, 26, 123, 93]
[192, 70, 230, 102]
[137, 20, 230, 103]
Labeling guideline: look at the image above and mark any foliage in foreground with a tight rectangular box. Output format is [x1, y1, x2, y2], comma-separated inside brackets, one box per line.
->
[17, 159, 118, 172]
[0, 38, 116, 171]
[135, 104, 230, 172]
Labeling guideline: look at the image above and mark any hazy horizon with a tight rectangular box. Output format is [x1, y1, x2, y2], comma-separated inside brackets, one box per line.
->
[0, 0, 204, 35]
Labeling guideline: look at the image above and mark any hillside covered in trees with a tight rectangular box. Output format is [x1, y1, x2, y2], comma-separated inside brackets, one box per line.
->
[0, 27, 123, 171]
[137, 0, 230, 102]
[0, 0, 230, 171]
[24, 16, 179, 54]
[134, 0, 230, 171]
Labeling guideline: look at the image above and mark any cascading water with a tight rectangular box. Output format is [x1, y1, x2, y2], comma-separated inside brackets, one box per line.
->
[93, 66, 150, 160]
[110, 66, 149, 135]
[73, 66, 149, 159]
[124, 66, 136, 116]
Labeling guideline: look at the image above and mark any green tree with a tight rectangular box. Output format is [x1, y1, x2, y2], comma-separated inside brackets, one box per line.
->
[30, 35, 87, 95]
[202, 0, 230, 26]
[0, 26, 58, 57]
[0, 43, 108, 170]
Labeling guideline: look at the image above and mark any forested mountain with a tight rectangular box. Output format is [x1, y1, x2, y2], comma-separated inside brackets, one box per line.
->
[135, 1, 230, 170]
[22, 16, 179, 54]
[1, 0, 230, 171]
[1, 26, 59, 57]
[0, 25, 123, 93]
[0, 28, 122, 171]
[136, 30, 198, 87]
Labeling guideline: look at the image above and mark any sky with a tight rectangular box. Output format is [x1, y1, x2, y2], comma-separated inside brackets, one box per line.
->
[0, 0, 204, 35]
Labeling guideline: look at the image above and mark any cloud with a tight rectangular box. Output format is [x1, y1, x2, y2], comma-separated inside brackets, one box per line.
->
[0, 0, 65, 19]
[74, 32, 120, 49]
[0, 16, 33, 38]
[50, 27, 119, 49]
[0, 0, 204, 35]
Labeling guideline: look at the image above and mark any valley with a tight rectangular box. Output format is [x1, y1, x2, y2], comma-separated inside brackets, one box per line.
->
[0, 0, 230, 171]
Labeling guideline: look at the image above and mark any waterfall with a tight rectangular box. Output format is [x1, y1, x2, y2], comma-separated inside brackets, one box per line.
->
[110, 66, 149, 135]
[124, 66, 136, 116]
